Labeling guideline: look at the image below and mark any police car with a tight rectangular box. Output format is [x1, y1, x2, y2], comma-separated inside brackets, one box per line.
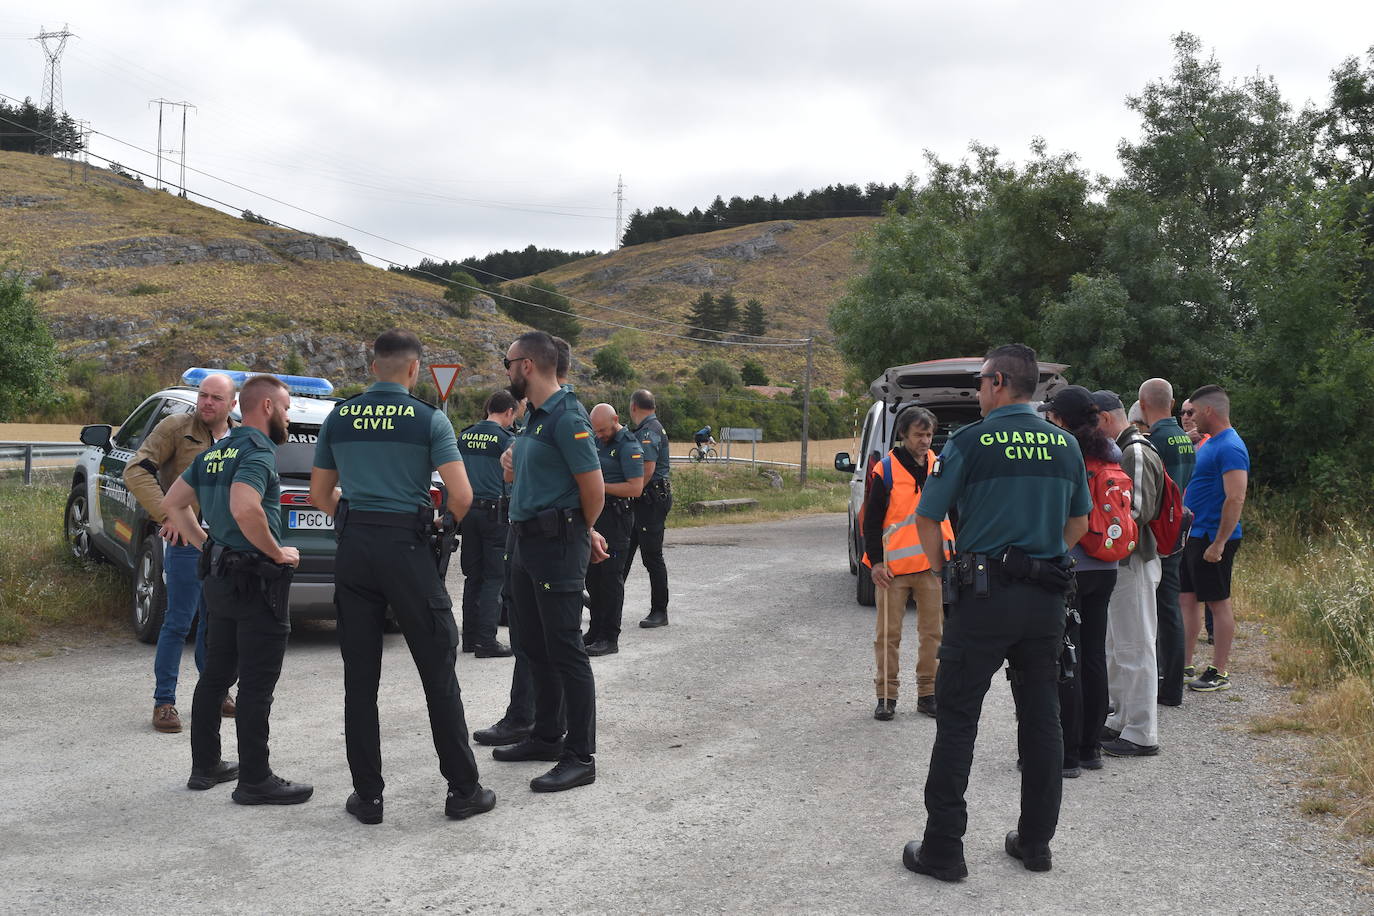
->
[63, 369, 344, 642]
[834, 357, 1069, 606]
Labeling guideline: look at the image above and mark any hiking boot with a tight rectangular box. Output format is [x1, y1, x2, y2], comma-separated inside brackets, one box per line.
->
[153, 704, 182, 733]
[902, 841, 967, 882]
[1004, 830, 1052, 872]
[873, 699, 895, 721]
[446, 784, 497, 819]
[1187, 666, 1231, 692]
[187, 759, 239, 790]
[639, 610, 668, 628]
[585, 639, 619, 657]
[916, 695, 937, 718]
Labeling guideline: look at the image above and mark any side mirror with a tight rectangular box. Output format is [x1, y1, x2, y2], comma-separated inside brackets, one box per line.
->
[80, 424, 113, 452]
[834, 451, 855, 474]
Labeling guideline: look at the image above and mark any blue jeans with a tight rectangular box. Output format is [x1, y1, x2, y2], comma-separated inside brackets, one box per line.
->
[153, 543, 208, 705]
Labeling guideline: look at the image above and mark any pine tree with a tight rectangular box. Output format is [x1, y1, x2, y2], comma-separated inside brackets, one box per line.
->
[715, 291, 739, 333]
[686, 292, 719, 340]
[743, 299, 767, 337]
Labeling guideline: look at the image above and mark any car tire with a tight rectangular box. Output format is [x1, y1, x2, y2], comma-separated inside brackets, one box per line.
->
[132, 534, 168, 644]
[63, 485, 104, 563]
[856, 563, 876, 606]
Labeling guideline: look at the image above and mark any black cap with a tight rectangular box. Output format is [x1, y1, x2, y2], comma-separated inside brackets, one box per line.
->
[1091, 389, 1124, 412]
[1036, 385, 1095, 419]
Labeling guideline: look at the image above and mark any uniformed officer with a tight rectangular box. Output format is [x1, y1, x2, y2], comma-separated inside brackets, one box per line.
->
[161, 374, 313, 806]
[456, 390, 517, 657]
[902, 344, 1090, 881]
[583, 403, 645, 656]
[490, 331, 609, 793]
[309, 329, 495, 825]
[623, 389, 672, 628]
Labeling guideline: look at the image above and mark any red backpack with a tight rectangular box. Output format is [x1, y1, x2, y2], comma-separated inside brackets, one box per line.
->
[1080, 457, 1138, 562]
[1138, 439, 1193, 557]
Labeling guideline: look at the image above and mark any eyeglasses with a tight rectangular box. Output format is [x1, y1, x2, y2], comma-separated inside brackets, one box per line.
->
[977, 372, 999, 386]
[1180, 408, 1195, 416]
[502, 355, 530, 370]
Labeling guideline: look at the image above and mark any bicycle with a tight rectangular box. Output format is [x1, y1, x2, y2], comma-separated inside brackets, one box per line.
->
[688, 443, 718, 463]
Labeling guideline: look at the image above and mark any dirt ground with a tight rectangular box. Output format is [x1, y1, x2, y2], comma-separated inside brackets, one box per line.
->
[0, 424, 87, 442]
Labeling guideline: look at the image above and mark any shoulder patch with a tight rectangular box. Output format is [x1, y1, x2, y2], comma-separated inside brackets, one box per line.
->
[573, 430, 591, 440]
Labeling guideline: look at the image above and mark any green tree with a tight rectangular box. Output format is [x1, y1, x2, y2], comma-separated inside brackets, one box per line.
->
[715, 290, 739, 333]
[743, 299, 767, 336]
[498, 279, 581, 344]
[686, 292, 719, 340]
[740, 359, 768, 386]
[696, 358, 740, 389]
[443, 269, 479, 318]
[0, 271, 61, 421]
[592, 344, 634, 383]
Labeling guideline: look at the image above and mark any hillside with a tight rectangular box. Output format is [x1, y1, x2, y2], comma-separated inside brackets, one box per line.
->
[2, 151, 870, 393]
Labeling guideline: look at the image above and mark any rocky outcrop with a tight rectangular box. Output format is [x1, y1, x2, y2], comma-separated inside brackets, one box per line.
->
[1, 194, 62, 208]
[647, 262, 721, 286]
[58, 231, 362, 269]
[702, 222, 795, 262]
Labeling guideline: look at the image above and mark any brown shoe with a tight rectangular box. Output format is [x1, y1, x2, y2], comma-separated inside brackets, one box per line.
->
[153, 704, 183, 733]
[221, 693, 237, 718]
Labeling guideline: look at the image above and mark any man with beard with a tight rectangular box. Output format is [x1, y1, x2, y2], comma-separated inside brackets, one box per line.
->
[161, 375, 312, 805]
[310, 329, 493, 824]
[126, 371, 238, 733]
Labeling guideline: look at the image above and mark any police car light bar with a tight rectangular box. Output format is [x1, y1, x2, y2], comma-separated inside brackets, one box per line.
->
[181, 368, 335, 398]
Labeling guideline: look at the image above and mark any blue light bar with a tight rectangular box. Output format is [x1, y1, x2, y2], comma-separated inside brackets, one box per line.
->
[181, 367, 334, 398]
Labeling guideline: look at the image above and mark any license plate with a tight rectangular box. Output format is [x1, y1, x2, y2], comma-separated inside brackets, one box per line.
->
[287, 509, 334, 530]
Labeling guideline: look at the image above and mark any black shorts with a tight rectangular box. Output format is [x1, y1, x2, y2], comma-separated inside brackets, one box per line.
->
[1179, 536, 1241, 602]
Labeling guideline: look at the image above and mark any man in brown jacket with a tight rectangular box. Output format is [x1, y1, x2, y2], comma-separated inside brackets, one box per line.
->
[124, 372, 238, 733]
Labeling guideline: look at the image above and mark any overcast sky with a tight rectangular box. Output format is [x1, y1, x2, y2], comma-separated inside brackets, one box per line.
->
[3, 2, 1372, 269]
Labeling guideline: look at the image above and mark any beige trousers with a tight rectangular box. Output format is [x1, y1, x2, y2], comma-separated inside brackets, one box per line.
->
[873, 570, 943, 700]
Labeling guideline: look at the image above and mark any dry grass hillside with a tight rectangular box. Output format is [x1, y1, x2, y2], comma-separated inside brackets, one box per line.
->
[3, 150, 870, 393]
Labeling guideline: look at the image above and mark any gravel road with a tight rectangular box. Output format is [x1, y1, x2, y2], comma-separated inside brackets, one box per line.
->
[0, 513, 1367, 914]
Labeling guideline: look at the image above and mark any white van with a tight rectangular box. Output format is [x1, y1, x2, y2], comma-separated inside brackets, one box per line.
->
[834, 357, 1070, 606]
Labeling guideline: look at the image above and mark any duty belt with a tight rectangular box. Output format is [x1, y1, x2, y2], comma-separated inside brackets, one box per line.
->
[607, 496, 635, 512]
[512, 507, 582, 539]
[471, 497, 504, 511]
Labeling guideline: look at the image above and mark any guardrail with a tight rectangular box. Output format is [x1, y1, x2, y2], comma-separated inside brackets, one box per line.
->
[0, 442, 85, 484]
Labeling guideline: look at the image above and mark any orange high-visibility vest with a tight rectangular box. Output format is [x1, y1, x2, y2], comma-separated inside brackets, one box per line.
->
[864, 448, 954, 575]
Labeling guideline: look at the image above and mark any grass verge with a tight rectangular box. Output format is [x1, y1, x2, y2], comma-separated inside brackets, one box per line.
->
[666, 463, 848, 528]
[0, 480, 127, 646]
[1236, 496, 1374, 849]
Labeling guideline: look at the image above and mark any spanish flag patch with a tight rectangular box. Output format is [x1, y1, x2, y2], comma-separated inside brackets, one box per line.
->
[573, 431, 591, 439]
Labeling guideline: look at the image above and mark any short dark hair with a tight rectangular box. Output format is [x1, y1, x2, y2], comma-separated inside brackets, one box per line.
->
[983, 343, 1039, 398]
[631, 388, 656, 411]
[551, 336, 571, 380]
[373, 329, 423, 361]
[512, 331, 558, 372]
[240, 374, 288, 413]
[895, 406, 936, 439]
[1190, 384, 1230, 415]
[484, 389, 516, 415]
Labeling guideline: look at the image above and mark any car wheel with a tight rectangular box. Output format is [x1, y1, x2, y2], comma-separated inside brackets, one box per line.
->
[63, 485, 103, 563]
[132, 535, 168, 644]
[856, 564, 876, 607]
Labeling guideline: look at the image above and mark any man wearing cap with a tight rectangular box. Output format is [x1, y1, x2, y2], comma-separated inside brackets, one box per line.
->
[125, 371, 238, 733]
[902, 344, 1089, 882]
[1138, 378, 1197, 706]
[1095, 390, 1166, 757]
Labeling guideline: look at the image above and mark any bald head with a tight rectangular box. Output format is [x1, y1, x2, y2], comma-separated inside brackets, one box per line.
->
[1138, 378, 1174, 424]
[590, 402, 621, 443]
[196, 372, 236, 432]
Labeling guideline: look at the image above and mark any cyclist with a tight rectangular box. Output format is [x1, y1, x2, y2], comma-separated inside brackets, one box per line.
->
[693, 426, 716, 449]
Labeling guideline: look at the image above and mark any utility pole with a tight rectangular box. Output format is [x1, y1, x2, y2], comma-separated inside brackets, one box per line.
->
[149, 99, 194, 195]
[76, 119, 91, 182]
[34, 24, 75, 156]
[799, 334, 815, 486]
[614, 174, 626, 249]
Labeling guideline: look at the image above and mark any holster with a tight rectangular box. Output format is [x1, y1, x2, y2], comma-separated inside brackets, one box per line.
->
[1059, 608, 1081, 683]
[998, 545, 1074, 596]
[514, 507, 580, 540]
[253, 560, 295, 623]
[335, 498, 350, 533]
[196, 537, 215, 580]
[430, 509, 459, 575]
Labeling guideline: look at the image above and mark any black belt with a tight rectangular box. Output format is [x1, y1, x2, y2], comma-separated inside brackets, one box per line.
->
[472, 497, 504, 510]
[347, 508, 427, 529]
[608, 496, 635, 512]
[512, 507, 583, 538]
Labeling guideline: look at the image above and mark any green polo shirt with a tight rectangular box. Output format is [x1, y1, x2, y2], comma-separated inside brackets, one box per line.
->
[598, 425, 645, 484]
[457, 419, 512, 500]
[313, 381, 460, 513]
[181, 425, 280, 553]
[918, 403, 1091, 559]
[632, 413, 671, 481]
[509, 387, 599, 522]
[1147, 416, 1197, 492]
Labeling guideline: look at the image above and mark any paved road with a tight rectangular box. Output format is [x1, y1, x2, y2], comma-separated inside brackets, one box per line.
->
[0, 514, 1366, 914]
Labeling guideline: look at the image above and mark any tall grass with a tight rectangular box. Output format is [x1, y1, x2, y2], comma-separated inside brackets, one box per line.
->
[0, 481, 127, 644]
[1239, 495, 1374, 832]
[667, 464, 848, 527]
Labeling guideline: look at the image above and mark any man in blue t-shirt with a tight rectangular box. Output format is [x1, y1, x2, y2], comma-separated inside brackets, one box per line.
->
[1180, 385, 1249, 692]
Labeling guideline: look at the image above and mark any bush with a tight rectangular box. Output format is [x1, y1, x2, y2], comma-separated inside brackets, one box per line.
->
[696, 359, 740, 389]
[593, 345, 635, 383]
[740, 360, 769, 386]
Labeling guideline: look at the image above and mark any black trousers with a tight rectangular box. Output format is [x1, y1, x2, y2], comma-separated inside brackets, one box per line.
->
[459, 504, 507, 646]
[922, 578, 1066, 863]
[334, 521, 480, 799]
[1058, 569, 1117, 767]
[587, 503, 633, 642]
[1155, 554, 1185, 704]
[623, 489, 671, 614]
[190, 574, 289, 784]
[511, 521, 595, 759]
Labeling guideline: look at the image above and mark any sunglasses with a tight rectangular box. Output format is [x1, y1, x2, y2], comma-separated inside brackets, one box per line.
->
[1181, 408, 1195, 416]
[502, 355, 530, 370]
